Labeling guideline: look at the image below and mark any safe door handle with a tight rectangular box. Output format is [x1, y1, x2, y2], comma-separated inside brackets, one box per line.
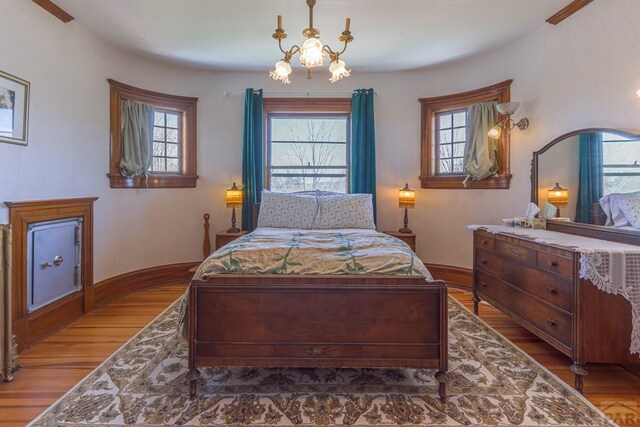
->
[41, 255, 64, 269]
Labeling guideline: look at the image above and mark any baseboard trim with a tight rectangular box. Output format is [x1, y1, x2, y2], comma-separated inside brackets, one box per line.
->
[425, 263, 472, 291]
[94, 262, 197, 308]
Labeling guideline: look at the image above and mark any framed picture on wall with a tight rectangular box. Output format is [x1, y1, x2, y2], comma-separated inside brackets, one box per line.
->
[0, 70, 30, 146]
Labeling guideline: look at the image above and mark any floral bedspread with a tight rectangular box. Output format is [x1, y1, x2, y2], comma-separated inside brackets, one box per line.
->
[193, 227, 432, 280]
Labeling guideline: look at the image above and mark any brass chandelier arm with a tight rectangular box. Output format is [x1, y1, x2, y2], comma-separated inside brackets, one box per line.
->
[276, 37, 300, 58]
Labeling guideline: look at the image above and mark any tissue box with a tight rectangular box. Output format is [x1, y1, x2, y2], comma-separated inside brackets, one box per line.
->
[525, 218, 546, 229]
[513, 217, 546, 229]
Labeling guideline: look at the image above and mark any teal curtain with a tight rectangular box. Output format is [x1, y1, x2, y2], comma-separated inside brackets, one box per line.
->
[120, 100, 154, 177]
[463, 101, 498, 185]
[241, 88, 264, 231]
[350, 88, 377, 218]
[575, 132, 603, 223]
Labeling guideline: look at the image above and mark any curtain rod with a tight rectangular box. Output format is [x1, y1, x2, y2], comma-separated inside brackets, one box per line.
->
[223, 90, 378, 98]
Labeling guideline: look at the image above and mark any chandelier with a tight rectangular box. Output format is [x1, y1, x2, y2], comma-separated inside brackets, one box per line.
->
[270, 0, 353, 84]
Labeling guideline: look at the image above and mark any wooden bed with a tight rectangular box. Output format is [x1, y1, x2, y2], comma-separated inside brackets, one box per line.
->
[187, 213, 448, 401]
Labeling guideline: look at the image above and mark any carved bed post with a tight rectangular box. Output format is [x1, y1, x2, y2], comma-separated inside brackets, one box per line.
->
[202, 214, 211, 259]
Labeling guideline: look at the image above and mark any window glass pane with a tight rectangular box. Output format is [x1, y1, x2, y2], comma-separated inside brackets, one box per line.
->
[166, 143, 179, 158]
[604, 176, 640, 194]
[453, 128, 466, 143]
[153, 127, 165, 141]
[438, 114, 452, 129]
[166, 128, 178, 143]
[153, 142, 165, 157]
[268, 114, 349, 191]
[270, 176, 347, 193]
[439, 130, 451, 144]
[271, 117, 347, 142]
[166, 158, 179, 172]
[154, 112, 165, 127]
[439, 160, 451, 174]
[152, 157, 165, 171]
[271, 142, 346, 167]
[439, 144, 451, 159]
[453, 143, 465, 158]
[166, 113, 178, 128]
[453, 158, 464, 173]
[453, 111, 466, 128]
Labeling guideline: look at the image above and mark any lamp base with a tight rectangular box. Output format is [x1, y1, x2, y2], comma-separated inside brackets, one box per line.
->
[226, 226, 241, 233]
[398, 227, 413, 234]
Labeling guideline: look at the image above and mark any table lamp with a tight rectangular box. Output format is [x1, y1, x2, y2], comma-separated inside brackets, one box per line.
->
[548, 182, 569, 218]
[398, 183, 416, 233]
[226, 182, 242, 233]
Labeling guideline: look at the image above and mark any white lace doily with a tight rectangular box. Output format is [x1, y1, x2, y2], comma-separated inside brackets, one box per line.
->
[468, 225, 640, 355]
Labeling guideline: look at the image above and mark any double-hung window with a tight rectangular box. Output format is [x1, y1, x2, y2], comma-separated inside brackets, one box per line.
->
[264, 98, 351, 193]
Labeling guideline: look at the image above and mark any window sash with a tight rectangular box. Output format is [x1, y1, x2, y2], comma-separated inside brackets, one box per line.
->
[266, 112, 351, 192]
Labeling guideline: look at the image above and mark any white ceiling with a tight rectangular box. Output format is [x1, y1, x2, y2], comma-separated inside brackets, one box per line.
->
[54, 0, 569, 72]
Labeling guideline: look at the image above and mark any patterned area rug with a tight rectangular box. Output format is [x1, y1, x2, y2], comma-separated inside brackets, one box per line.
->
[29, 297, 615, 426]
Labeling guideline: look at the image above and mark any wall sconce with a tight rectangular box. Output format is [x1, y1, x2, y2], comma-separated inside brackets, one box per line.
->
[487, 102, 530, 139]
[226, 182, 243, 233]
[398, 183, 416, 233]
[547, 182, 569, 217]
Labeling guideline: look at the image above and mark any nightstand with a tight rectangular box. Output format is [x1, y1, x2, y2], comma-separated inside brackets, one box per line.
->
[384, 230, 416, 252]
[215, 230, 248, 250]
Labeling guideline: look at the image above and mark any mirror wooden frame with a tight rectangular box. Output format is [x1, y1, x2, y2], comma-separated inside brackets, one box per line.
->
[531, 128, 640, 245]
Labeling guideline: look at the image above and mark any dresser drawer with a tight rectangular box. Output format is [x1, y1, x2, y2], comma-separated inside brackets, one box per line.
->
[537, 251, 574, 278]
[196, 342, 440, 360]
[474, 233, 495, 250]
[475, 248, 574, 312]
[495, 240, 537, 265]
[476, 271, 572, 348]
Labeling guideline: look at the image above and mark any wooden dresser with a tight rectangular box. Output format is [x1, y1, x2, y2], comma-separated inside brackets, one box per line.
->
[473, 229, 639, 392]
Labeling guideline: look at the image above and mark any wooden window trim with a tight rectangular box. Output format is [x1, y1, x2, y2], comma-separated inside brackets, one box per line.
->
[263, 98, 352, 191]
[107, 79, 198, 189]
[419, 80, 513, 189]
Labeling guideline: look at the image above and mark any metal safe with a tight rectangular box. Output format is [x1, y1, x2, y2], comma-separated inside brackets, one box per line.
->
[26, 218, 82, 313]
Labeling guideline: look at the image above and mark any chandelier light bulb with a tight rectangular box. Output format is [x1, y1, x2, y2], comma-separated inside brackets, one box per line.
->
[269, 60, 292, 84]
[328, 59, 351, 83]
[487, 126, 502, 139]
[299, 37, 326, 69]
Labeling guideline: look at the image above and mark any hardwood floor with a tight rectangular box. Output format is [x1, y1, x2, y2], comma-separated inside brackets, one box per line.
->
[0, 284, 638, 426]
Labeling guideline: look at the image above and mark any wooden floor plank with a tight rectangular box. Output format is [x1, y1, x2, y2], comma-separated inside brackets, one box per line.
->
[0, 284, 638, 426]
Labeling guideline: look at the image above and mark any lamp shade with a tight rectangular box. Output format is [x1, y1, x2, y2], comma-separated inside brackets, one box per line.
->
[398, 183, 416, 209]
[548, 182, 569, 206]
[226, 182, 243, 208]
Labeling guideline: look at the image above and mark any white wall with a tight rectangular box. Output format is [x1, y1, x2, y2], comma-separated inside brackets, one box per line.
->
[1, 0, 639, 282]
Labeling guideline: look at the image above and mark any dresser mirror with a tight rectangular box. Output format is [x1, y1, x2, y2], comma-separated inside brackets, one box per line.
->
[531, 128, 640, 243]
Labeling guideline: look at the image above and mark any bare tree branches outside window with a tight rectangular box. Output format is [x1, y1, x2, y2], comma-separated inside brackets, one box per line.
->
[269, 115, 349, 192]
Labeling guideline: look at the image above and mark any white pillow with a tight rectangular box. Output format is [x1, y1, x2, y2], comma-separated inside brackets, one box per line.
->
[616, 193, 640, 228]
[313, 193, 376, 229]
[257, 190, 318, 229]
[600, 191, 640, 227]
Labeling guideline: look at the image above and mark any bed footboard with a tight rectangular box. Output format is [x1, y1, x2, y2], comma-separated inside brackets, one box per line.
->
[188, 274, 448, 401]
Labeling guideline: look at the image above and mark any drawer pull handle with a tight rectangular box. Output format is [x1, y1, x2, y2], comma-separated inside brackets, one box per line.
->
[480, 258, 487, 265]
[482, 239, 488, 245]
[547, 319, 558, 328]
[480, 281, 488, 288]
[308, 346, 328, 357]
[510, 249, 520, 257]
[546, 286, 558, 295]
[549, 260, 560, 267]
